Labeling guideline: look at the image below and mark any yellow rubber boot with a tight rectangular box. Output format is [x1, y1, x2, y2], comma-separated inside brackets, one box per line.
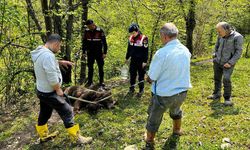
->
[67, 124, 93, 144]
[35, 124, 58, 143]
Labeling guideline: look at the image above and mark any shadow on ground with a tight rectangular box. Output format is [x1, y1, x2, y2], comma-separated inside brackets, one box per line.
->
[162, 134, 180, 150]
[209, 99, 240, 119]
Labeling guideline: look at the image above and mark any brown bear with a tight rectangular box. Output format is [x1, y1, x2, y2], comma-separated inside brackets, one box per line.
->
[64, 86, 116, 114]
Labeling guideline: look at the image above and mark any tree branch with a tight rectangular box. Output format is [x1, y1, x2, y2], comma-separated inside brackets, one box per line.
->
[41, 0, 52, 37]
[0, 32, 42, 55]
[25, 0, 46, 42]
[130, 0, 138, 23]
[89, 6, 108, 22]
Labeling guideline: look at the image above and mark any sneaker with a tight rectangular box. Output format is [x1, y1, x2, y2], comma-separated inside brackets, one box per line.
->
[207, 94, 221, 100]
[143, 141, 155, 150]
[136, 90, 144, 98]
[224, 98, 233, 106]
[99, 83, 105, 87]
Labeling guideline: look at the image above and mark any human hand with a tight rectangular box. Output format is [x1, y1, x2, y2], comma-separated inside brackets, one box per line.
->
[212, 53, 216, 58]
[125, 59, 129, 64]
[142, 63, 147, 68]
[59, 60, 74, 69]
[103, 54, 106, 59]
[224, 63, 231, 68]
[145, 74, 153, 84]
[56, 88, 64, 97]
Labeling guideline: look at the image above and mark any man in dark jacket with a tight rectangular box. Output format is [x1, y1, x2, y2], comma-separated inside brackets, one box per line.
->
[208, 22, 243, 106]
[82, 19, 108, 87]
[125, 23, 148, 97]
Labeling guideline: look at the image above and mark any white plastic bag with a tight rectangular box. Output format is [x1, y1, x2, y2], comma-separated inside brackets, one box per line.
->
[120, 65, 129, 79]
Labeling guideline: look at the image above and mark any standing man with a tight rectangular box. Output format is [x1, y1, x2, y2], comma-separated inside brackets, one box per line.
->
[125, 23, 148, 97]
[82, 19, 108, 87]
[31, 34, 92, 144]
[207, 22, 243, 106]
[144, 23, 192, 149]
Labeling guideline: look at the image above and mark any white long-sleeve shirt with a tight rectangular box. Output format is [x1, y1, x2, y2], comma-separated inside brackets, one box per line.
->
[31, 46, 62, 93]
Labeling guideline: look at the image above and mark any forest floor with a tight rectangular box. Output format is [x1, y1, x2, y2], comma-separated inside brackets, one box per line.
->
[0, 58, 250, 150]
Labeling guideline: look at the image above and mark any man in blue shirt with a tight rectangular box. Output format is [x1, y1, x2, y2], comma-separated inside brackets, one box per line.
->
[144, 23, 192, 149]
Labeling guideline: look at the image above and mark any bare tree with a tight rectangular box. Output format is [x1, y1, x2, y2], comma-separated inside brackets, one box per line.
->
[50, 0, 63, 36]
[0, 0, 6, 43]
[179, 0, 196, 55]
[41, 0, 52, 37]
[139, 0, 166, 63]
[130, 0, 138, 24]
[79, 0, 89, 84]
[25, 0, 46, 43]
[61, 0, 75, 83]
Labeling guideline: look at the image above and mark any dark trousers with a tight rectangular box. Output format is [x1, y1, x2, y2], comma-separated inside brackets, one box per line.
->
[36, 90, 74, 128]
[129, 60, 145, 92]
[213, 62, 235, 100]
[87, 53, 104, 84]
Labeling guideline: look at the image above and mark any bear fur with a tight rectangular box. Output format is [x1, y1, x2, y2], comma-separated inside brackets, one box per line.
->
[64, 86, 115, 114]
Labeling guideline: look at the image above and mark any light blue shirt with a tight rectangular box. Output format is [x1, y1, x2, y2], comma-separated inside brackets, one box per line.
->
[148, 39, 192, 96]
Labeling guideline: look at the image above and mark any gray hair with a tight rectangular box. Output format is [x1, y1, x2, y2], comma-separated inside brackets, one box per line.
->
[160, 23, 179, 38]
[216, 22, 232, 33]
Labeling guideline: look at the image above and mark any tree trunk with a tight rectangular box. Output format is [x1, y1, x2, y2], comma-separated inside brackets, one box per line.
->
[41, 0, 52, 37]
[179, 0, 196, 55]
[49, 0, 65, 54]
[0, 0, 6, 43]
[245, 41, 250, 58]
[185, 0, 196, 55]
[79, 0, 88, 84]
[61, 0, 74, 84]
[149, 12, 162, 63]
[130, 0, 138, 24]
[25, 0, 46, 43]
[50, 0, 63, 36]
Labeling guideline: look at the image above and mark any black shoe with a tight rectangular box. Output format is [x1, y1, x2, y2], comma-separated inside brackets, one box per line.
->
[224, 98, 233, 106]
[99, 83, 105, 87]
[78, 79, 85, 85]
[143, 141, 155, 150]
[126, 89, 135, 97]
[207, 94, 221, 100]
[136, 90, 144, 98]
[85, 82, 93, 87]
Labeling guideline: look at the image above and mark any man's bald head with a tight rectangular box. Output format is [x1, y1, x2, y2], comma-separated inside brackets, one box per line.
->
[160, 23, 179, 38]
[160, 23, 179, 44]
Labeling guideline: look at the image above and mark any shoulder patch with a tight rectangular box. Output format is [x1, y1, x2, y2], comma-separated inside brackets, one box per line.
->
[143, 36, 148, 48]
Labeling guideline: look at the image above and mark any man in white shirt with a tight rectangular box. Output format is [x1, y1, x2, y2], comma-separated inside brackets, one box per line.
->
[31, 34, 92, 144]
[144, 23, 192, 149]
